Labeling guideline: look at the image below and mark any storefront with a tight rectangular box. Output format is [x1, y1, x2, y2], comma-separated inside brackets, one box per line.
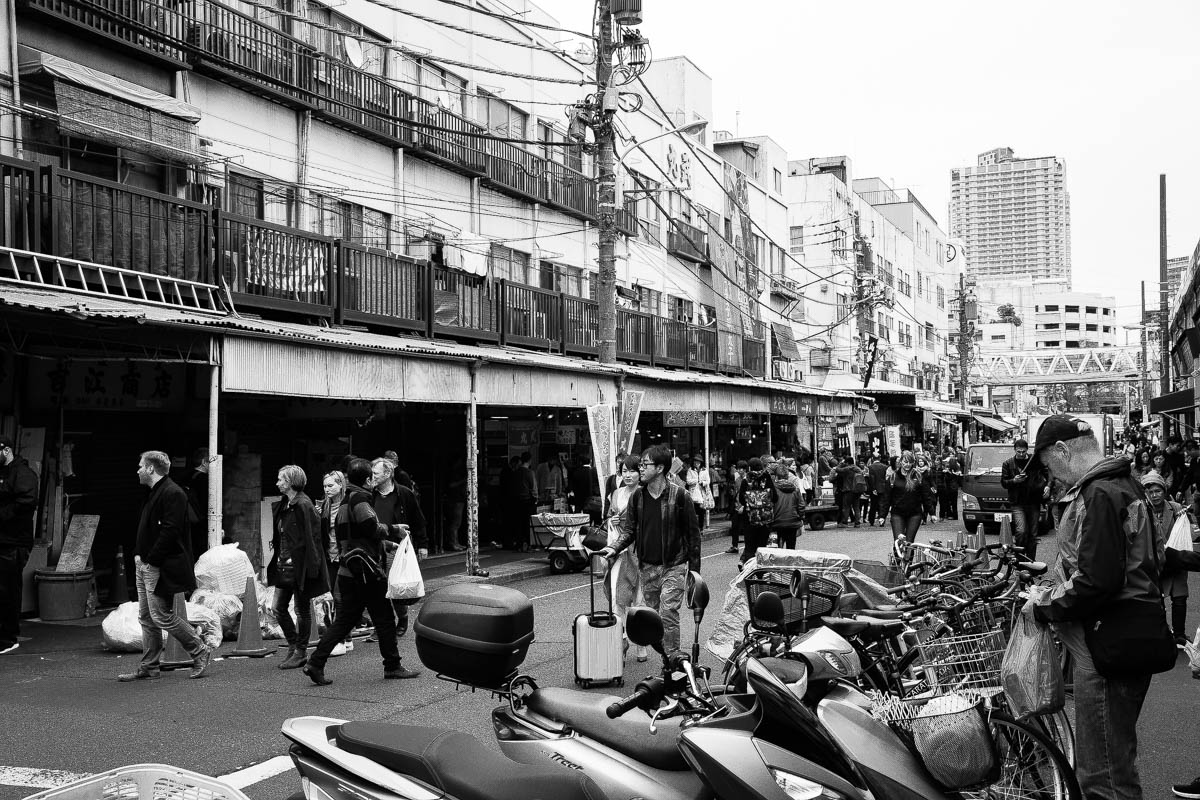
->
[1149, 387, 1200, 441]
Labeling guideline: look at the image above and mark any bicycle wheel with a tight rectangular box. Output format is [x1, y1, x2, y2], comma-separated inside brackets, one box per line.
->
[962, 711, 1080, 800]
[1031, 708, 1075, 768]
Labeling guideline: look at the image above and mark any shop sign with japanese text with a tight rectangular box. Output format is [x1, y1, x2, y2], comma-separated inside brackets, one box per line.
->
[664, 410, 707, 427]
[30, 361, 185, 410]
[770, 395, 799, 416]
[714, 413, 760, 426]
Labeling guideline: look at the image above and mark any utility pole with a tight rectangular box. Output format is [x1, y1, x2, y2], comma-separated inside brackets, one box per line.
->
[594, 0, 618, 364]
[957, 274, 974, 410]
[1159, 173, 1169, 396]
[1141, 280, 1150, 414]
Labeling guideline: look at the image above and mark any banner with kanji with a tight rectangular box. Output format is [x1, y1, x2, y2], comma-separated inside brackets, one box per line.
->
[587, 403, 617, 516]
[618, 390, 644, 456]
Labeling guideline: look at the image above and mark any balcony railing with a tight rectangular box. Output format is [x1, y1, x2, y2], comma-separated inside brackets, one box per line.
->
[409, 96, 488, 176]
[563, 296, 599, 356]
[617, 309, 653, 363]
[216, 211, 333, 316]
[654, 317, 688, 367]
[484, 139, 547, 203]
[312, 55, 414, 147]
[21, 0, 192, 67]
[337, 243, 426, 333]
[616, 207, 639, 238]
[545, 160, 597, 220]
[0, 156, 42, 252]
[432, 265, 500, 343]
[46, 166, 212, 284]
[668, 219, 707, 263]
[689, 326, 718, 371]
[188, 0, 316, 105]
[503, 281, 561, 350]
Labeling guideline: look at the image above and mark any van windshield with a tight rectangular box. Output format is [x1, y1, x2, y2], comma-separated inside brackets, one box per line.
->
[966, 446, 1009, 475]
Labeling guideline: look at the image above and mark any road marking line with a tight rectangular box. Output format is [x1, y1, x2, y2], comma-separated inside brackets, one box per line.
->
[0, 767, 91, 789]
[529, 551, 726, 601]
[216, 755, 294, 789]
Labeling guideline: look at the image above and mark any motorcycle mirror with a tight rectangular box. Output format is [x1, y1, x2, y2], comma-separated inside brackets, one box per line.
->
[685, 571, 709, 614]
[752, 591, 785, 626]
[789, 571, 811, 600]
[626, 606, 665, 648]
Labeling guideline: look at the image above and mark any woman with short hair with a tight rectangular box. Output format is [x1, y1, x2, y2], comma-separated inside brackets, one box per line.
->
[270, 465, 329, 670]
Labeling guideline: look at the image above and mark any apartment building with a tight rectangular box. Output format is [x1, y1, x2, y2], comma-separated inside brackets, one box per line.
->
[949, 147, 1072, 287]
[0, 0, 862, 580]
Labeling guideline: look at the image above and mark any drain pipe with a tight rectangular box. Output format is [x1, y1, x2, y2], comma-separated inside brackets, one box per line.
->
[8, 0, 23, 156]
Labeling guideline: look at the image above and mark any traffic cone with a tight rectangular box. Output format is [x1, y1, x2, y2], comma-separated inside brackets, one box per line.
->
[998, 514, 1015, 548]
[108, 548, 130, 606]
[160, 592, 194, 670]
[229, 576, 270, 657]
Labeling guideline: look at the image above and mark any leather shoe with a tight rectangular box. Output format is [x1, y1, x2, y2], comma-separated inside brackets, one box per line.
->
[189, 648, 213, 679]
[384, 665, 421, 679]
[303, 664, 333, 685]
[117, 668, 161, 682]
[279, 647, 308, 669]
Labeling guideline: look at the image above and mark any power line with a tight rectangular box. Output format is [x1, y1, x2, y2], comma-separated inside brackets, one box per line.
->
[400, 46, 589, 86]
[428, 0, 596, 39]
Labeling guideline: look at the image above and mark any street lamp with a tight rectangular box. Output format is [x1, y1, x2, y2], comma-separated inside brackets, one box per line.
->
[596, 118, 707, 364]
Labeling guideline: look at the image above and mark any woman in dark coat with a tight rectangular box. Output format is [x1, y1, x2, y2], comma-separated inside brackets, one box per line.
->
[888, 452, 937, 543]
[269, 464, 329, 670]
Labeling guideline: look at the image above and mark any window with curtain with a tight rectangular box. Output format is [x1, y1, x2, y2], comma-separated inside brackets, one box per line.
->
[478, 90, 527, 139]
[489, 244, 529, 284]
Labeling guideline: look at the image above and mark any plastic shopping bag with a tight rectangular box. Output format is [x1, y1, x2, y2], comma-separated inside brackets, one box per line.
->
[1167, 513, 1194, 552]
[385, 536, 425, 601]
[1185, 626, 1200, 680]
[1000, 611, 1065, 718]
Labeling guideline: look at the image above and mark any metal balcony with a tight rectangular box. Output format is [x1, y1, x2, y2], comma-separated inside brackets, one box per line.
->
[667, 219, 707, 263]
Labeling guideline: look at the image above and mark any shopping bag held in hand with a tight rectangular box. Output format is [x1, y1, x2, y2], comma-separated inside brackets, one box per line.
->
[385, 536, 425, 601]
[1000, 611, 1065, 718]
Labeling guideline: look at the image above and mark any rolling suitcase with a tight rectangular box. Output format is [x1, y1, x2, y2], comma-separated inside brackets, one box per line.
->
[572, 555, 624, 688]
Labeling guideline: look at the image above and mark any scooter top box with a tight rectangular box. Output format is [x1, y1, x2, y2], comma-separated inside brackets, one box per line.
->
[414, 583, 535, 689]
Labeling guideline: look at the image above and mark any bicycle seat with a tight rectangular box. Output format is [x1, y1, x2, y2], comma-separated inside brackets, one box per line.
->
[820, 616, 906, 642]
[1017, 561, 1048, 575]
[856, 606, 910, 620]
[335, 723, 604, 800]
[525, 687, 688, 771]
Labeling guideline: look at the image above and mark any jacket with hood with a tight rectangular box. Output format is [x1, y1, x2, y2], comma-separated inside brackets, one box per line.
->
[769, 475, 803, 531]
[1035, 457, 1165, 624]
[1001, 453, 1048, 506]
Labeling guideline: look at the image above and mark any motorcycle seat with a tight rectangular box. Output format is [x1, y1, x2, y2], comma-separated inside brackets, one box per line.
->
[819, 615, 905, 641]
[525, 687, 688, 771]
[335, 722, 604, 800]
[1017, 560, 1048, 575]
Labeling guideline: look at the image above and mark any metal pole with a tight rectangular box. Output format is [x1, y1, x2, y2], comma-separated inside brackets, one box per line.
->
[595, 0, 617, 364]
[466, 361, 481, 576]
[1159, 174, 1170, 396]
[1141, 281, 1150, 417]
[207, 353, 222, 549]
[702, 411, 710, 530]
[959, 274, 970, 409]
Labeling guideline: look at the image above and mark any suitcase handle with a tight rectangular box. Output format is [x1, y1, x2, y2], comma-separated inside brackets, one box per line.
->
[589, 552, 615, 617]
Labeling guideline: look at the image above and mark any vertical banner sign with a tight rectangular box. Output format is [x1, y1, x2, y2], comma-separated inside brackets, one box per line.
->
[710, 237, 741, 368]
[588, 403, 617, 516]
[618, 390, 644, 456]
[724, 164, 757, 335]
[885, 426, 902, 459]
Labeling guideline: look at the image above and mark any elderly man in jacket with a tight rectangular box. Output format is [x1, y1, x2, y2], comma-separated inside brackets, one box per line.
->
[1031, 416, 1175, 800]
[119, 450, 212, 681]
[599, 444, 700, 655]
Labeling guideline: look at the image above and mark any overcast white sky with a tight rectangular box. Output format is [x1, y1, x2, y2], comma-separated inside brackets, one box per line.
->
[531, 0, 1200, 327]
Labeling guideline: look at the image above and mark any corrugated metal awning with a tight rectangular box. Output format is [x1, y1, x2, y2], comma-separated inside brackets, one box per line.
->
[972, 413, 1015, 433]
[771, 322, 801, 361]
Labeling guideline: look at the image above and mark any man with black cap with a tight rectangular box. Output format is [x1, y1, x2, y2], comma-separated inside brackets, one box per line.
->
[0, 435, 38, 655]
[1029, 414, 1173, 800]
[1000, 438, 1048, 560]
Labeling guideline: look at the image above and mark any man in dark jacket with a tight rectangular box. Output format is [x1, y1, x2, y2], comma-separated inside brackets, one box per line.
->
[509, 451, 538, 550]
[119, 450, 212, 681]
[0, 435, 38, 655]
[1000, 439, 1048, 559]
[601, 444, 700, 655]
[834, 457, 863, 527]
[768, 463, 803, 548]
[305, 458, 418, 685]
[866, 455, 890, 527]
[1031, 415, 1170, 800]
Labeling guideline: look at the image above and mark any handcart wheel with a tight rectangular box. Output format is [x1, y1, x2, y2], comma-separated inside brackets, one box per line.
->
[806, 512, 826, 530]
[550, 551, 571, 574]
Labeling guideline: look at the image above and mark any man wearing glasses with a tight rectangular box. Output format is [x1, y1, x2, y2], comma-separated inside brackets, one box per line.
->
[599, 444, 701, 655]
[0, 435, 39, 655]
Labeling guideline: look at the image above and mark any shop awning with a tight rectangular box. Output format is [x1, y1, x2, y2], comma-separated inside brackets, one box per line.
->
[818, 372, 920, 395]
[917, 398, 974, 418]
[1149, 387, 1199, 415]
[771, 322, 801, 361]
[20, 50, 204, 163]
[972, 413, 1015, 433]
[932, 414, 961, 426]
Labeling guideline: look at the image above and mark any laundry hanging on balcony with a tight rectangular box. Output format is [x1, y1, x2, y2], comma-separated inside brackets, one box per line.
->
[20, 50, 204, 163]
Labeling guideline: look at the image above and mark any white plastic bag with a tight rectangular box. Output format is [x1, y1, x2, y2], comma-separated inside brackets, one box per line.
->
[1185, 626, 1200, 680]
[189, 589, 243, 638]
[386, 536, 425, 600]
[1000, 611, 1065, 718]
[193, 543, 256, 596]
[1167, 512, 1194, 551]
[100, 600, 223, 651]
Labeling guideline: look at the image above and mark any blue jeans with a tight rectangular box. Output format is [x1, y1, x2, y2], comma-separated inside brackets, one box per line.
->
[1011, 504, 1041, 560]
[1058, 622, 1152, 800]
[136, 561, 203, 671]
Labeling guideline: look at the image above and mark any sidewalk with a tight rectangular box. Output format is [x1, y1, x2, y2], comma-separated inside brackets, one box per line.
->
[8, 518, 735, 657]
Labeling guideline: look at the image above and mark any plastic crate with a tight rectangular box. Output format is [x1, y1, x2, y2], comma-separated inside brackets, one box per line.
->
[24, 765, 250, 800]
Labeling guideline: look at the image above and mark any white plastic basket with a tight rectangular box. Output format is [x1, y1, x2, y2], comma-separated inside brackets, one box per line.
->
[24, 765, 251, 800]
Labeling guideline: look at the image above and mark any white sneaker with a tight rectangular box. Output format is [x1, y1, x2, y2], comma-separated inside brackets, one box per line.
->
[345, 640, 354, 652]
[0, 642, 18, 655]
[330, 642, 348, 657]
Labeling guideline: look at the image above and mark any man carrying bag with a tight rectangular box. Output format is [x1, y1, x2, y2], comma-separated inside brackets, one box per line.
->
[1031, 415, 1176, 800]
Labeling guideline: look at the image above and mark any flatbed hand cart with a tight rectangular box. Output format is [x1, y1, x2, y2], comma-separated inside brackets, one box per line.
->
[529, 512, 593, 573]
[803, 484, 840, 530]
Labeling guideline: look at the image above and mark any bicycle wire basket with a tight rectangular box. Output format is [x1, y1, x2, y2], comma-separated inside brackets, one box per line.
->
[852, 559, 908, 589]
[24, 765, 251, 800]
[916, 629, 1007, 697]
[744, 567, 845, 634]
[870, 692, 1000, 791]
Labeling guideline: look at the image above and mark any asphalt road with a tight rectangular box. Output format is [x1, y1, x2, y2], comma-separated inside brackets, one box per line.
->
[1, 518, 1196, 800]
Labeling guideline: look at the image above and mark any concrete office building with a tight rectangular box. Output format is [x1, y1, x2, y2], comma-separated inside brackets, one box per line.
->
[949, 147, 1071, 288]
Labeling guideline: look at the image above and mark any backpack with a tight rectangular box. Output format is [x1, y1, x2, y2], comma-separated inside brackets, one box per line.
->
[743, 472, 775, 527]
[852, 468, 868, 494]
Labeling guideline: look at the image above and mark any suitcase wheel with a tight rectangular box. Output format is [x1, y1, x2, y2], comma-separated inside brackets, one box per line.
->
[578, 679, 592, 689]
[614, 678, 624, 688]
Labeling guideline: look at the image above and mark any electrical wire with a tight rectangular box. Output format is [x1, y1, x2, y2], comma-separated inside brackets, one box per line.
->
[428, 0, 597, 39]
[397, 46, 589, 85]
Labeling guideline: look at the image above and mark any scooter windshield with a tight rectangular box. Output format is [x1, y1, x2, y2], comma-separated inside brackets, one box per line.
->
[744, 658, 865, 788]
